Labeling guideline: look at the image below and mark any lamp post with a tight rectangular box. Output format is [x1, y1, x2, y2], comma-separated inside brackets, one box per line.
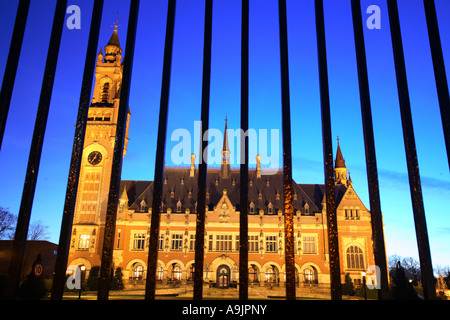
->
[361, 271, 367, 300]
[78, 265, 86, 299]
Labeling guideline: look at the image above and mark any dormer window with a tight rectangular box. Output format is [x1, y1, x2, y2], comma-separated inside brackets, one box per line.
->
[140, 200, 146, 212]
[249, 202, 255, 214]
[268, 202, 273, 214]
[305, 203, 309, 214]
[176, 200, 182, 213]
[170, 191, 175, 198]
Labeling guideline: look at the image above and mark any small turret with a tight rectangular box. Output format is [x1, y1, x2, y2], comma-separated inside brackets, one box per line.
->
[334, 136, 348, 185]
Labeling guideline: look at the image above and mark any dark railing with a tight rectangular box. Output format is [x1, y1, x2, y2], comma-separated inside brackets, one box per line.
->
[0, 0, 445, 301]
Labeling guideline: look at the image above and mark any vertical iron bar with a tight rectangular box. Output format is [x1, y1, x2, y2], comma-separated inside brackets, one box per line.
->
[97, 0, 139, 301]
[50, 0, 104, 300]
[350, 0, 389, 300]
[145, 0, 177, 301]
[387, 0, 436, 300]
[278, 0, 296, 300]
[193, 0, 213, 301]
[4, 0, 67, 300]
[423, 0, 450, 171]
[0, 0, 30, 151]
[239, 0, 249, 301]
[314, 0, 342, 300]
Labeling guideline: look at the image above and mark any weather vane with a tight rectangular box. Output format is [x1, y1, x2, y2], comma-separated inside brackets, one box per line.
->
[112, 11, 120, 30]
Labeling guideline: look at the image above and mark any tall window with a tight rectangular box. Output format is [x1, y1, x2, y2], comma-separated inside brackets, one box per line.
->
[302, 236, 317, 254]
[216, 234, 233, 251]
[133, 233, 146, 250]
[346, 246, 365, 270]
[101, 82, 110, 102]
[249, 235, 259, 252]
[171, 234, 183, 251]
[189, 234, 195, 251]
[158, 234, 164, 251]
[265, 236, 278, 252]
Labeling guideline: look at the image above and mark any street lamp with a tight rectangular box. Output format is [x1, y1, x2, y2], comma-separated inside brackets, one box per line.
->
[78, 265, 86, 299]
[361, 271, 367, 300]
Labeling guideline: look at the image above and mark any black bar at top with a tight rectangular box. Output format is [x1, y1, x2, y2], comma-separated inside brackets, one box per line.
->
[423, 0, 450, 171]
[350, 0, 389, 300]
[145, 0, 177, 301]
[4, 0, 67, 300]
[386, 0, 436, 300]
[97, 0, 140, 301]
[193, 0, 213, 301]
[278, 0, 296, 300]
[50, 0, 104, 300]
[0, 0, 30, 151]
[239, 0, 249, 301]
[314, 0, 342, 300]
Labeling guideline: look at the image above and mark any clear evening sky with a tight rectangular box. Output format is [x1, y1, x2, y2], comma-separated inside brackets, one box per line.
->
[0, 0, 449, 269]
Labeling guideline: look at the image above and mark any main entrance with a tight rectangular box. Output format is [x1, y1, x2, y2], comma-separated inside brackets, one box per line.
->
[217, 265, 231, 288]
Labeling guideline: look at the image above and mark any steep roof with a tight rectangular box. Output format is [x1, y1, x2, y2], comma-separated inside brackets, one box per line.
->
[107, 26, 121, 49]
[335, 143, 346, 168]
[120, 168, 348, 215]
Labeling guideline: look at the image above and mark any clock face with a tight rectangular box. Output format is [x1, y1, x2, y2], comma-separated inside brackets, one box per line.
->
[88, 151, 102, 165]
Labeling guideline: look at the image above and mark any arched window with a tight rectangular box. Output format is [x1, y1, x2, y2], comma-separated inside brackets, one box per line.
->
[265, 266, 277, 283]
[249, 265, 259, 283]
[156, 266, 164, 281]
[346, 246, 365, 270]
[132, 263, 144, 280]
[172, 265, 182, 281]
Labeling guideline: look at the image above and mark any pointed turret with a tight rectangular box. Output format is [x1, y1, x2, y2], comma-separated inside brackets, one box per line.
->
[334, 136, 348, 185]
[104, 23, 122, 63]
[221, 116, 231, 179]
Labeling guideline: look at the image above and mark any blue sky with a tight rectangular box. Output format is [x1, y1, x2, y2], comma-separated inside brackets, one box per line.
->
[0, 0, 449, 269]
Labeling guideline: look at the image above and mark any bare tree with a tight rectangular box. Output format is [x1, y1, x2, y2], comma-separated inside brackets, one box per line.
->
[27, 220, 50, 241]
[0, 207, 17, 239]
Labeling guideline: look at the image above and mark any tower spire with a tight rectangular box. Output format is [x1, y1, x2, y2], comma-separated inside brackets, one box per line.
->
[221, 116, 231, 179]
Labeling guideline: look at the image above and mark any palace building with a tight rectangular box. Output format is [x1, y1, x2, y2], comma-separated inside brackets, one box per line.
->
[67, 26, 377, 291]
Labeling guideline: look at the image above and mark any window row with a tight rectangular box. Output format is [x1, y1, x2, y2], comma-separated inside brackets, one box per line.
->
[121, 232, 318, 254]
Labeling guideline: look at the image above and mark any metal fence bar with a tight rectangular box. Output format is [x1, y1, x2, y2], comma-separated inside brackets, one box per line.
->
[350, 0, 389, 300]
[239, 0, 249, 301]
[278, 0, 296, 301]
[0, 0, 30, 151]
[97, 0, 140, 301]
[314, 0, 342, 300]
[145, 0, 177, 301]
[50, 0, 104, 300]
[193, 0, 213, 301]
[386, 0, 436, 300]
[3, 0, 67, 300]
[423, 0, 450, 171]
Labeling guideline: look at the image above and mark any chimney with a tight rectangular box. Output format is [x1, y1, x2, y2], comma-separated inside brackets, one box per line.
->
[190, 153, 195, 177]
[256, 154, 261, 178]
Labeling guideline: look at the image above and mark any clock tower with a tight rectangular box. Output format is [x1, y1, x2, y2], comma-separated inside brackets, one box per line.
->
[69, 24, 130, 264]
